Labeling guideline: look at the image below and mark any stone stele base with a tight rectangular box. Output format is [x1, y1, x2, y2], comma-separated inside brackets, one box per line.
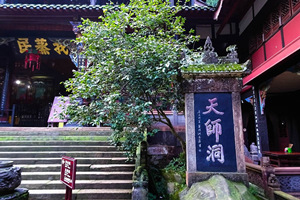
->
[0, 188, 29, 200]
[187, 172, 249, 188]
[181, 175, 256, 200]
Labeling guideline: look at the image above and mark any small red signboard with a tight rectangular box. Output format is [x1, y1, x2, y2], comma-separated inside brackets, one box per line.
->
[60, 156, 77, 190]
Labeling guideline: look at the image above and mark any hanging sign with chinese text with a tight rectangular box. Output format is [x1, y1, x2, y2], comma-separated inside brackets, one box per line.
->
[16, 38, 69, 56]
[194, 93, 237, 172]
[60, 156, 77, 189]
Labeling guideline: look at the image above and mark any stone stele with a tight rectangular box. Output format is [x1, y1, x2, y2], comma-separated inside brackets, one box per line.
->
[184, 76, 248, 186]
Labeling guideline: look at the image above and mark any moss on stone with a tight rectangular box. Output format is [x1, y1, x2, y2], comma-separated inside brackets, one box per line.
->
[182, 63, 245, 73]
[274, 191, 300, 200]
[169, 183, 187, 200]
[181, 175, 258, 200]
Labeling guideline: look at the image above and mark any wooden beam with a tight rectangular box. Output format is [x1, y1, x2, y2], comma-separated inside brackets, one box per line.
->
[216, 0, 240, 36]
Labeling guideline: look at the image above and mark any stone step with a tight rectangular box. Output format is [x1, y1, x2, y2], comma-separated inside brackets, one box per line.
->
[0, 135, 109, 141]
[0, 130, 112, 137]
[0, 145, 118, 151]
[0, 157, 132, 165]
[0, 127, 112, 135]
[0, 141, 111, 146]
[28, 189, 132, 200]
[20, 180, 133, 190]
[0, 127, 133, 199]
[22, 171, 133, 180]
[17, 164, 135, 172]
[0, 151, 125, 158]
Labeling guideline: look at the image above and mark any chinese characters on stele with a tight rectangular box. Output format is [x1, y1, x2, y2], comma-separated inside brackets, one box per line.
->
[203, 98, 225, 164]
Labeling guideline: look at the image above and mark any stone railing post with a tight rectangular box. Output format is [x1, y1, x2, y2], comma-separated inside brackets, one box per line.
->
[261, 157, 280, 200]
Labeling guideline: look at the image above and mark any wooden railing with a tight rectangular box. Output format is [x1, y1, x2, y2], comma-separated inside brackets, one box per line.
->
[246, 162, 265, 189]
[246, 160, 300, 200]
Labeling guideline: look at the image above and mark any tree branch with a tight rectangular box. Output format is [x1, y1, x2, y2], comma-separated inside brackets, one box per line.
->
[158, 108, 186, 154]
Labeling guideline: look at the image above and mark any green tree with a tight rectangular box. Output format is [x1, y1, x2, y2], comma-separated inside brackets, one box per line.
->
[64, 0, 198, 159]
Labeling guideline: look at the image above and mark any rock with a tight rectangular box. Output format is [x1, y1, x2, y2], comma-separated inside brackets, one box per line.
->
[174, 173, 183, 184]
[179, 187, 189, 199]
[0, 161, 13, 168]
[180, 175, 257, 200]
[132, 187, 148, 200]
[0, 188, 29, 200]
[167, 182, 175, 194]
[0, 161, 21, 194]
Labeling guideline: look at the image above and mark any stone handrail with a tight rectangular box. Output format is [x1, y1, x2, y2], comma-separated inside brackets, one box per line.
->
[132, 140, 148, 200]
[246, 162, 262, 172]
[246, 161, 300, 200]
[274, 167, 300, 175]
[246, 162, 265, 190]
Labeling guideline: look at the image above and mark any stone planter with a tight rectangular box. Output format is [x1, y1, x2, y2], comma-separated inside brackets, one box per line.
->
[0, 161, 21, 194]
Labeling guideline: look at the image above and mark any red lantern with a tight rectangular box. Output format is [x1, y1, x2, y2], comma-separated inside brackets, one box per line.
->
[24, 49, 41, 71]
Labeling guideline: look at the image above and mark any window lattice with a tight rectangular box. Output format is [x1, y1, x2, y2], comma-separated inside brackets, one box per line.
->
[280, 0, 291, 24]
[249, 36, 257, 53]
[292, 0, 300, 7]
[292, 0, 300, 13]
[271, 5, 280, 32]
[248, 0, 300, 54]
[263, 16, 272, 40]
[256, 29, 263, 46]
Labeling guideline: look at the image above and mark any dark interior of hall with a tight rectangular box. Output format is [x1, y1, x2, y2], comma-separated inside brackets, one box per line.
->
[0, 44, 76, 127]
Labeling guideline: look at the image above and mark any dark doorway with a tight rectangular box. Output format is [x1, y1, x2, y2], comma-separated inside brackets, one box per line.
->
[10, 57, 75, 127]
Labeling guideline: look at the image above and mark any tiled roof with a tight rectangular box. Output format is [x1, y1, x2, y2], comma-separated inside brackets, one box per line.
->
[0, 3, 214, 12]
[182, 5, 214, 11]
[0, 3, 108, 10]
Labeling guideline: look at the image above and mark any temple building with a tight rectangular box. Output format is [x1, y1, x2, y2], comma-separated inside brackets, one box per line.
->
[1, 0, 300, 198]
[0, 0, 246, 127]
[1, 0, 300, 155]
[240, 0, 300, 155]
[238, 1, 300, 197]
[1, 0, 300, 152]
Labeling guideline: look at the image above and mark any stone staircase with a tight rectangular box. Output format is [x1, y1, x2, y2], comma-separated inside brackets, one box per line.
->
[0, 127, 133, 200]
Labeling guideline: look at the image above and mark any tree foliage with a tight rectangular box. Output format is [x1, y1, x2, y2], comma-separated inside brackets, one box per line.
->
[64, 0, 199, 159]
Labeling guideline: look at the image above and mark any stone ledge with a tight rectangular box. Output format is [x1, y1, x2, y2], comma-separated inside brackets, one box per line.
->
[184, 77, 243, 93]
[186, 171, 248, 187]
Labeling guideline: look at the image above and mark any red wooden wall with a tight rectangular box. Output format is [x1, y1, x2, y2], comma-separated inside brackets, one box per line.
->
[243, 0, 300, 85]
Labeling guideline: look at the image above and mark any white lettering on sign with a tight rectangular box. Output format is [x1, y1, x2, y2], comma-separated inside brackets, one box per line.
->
[203, 98, 224, 115]
[65, 161, 71, 169]
[206, 144, 224, 164]
[65, 169, 71, 177]
[64, 176, 72, 183]
[205, 119, 222, 143]
[203, 98, 225, 164]
[197, 110, 201, 152]
[61, 160, 72, 183]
